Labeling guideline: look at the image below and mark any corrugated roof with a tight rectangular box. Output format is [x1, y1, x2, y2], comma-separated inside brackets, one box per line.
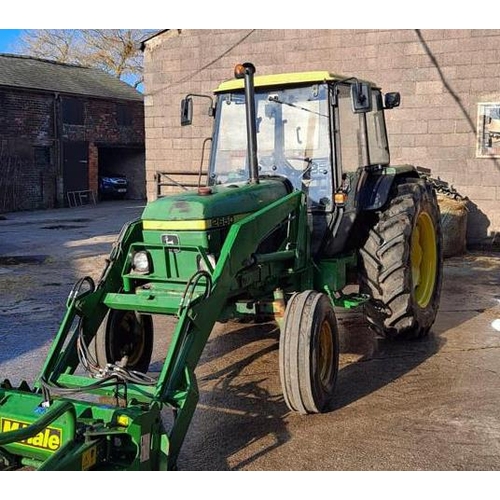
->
[0, 53, 143, 101]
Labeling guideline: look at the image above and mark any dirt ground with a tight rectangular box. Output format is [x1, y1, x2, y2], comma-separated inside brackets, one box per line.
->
[1, 200, 500, 470]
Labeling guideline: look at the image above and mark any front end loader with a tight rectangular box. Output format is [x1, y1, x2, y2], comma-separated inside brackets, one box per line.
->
[0, 63, 442, 470]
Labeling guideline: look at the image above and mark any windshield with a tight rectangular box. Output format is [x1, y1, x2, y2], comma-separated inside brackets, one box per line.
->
[210, 84, 333, 210]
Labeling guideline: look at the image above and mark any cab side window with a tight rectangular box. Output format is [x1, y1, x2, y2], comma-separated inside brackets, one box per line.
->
[366, 91, 390, 166]
[336, 85, 389, 172]
[337, 84, 363, 173]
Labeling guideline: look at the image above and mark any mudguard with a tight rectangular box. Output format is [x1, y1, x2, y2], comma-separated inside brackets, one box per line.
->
[358, 165, 419, 211]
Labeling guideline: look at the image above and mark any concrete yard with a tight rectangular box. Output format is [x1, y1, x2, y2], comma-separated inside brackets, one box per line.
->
[0, 200, 499, 470]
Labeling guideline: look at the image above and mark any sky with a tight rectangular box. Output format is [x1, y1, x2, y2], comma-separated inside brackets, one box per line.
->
[0, 29, 144, 91]
[0, 29, 22, 53]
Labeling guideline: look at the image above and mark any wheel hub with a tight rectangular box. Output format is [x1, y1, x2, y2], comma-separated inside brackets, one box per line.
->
[411, 211, 437, 308]
[318, 320, 333, 389]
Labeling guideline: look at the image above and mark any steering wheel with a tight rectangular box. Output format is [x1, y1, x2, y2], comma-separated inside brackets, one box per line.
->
[259, 156, 328, 192]
[260, 154, 311, 172]
[285, 156, 316, 175]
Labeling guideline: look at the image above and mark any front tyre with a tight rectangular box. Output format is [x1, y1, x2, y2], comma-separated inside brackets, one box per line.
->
[95, 309, 154, 372]
[279, 291, 339, 414]
[359, 178, 443, 340]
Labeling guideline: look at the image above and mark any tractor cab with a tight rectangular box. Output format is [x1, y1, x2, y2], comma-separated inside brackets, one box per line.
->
[207, 69, 399, 208]
[183, 65, 401, 256]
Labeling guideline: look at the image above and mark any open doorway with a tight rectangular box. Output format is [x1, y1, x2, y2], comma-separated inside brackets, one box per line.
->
[97, 146, 146, 200]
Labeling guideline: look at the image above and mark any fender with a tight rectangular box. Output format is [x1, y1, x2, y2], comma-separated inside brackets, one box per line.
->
[358, 164, 420, 211]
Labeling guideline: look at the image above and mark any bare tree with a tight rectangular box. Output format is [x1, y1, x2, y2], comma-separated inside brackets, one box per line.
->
[15, 29, 154, 88]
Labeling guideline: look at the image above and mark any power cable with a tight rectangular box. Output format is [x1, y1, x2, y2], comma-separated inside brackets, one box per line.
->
[148, 29, 256, 96]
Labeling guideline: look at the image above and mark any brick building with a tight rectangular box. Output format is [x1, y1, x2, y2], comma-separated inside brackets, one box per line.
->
[142, 29, 500, 245]
[0, 54, 145, 212]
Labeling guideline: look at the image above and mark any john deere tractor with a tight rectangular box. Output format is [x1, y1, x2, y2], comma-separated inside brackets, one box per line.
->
[0, 63, 442, 470]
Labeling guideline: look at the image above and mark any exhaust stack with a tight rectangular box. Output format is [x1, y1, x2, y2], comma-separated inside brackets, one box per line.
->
[235, 63, 259, 184]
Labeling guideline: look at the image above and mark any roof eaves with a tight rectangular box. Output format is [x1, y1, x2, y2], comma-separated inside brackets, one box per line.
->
[0, 81, 144, 103]
[139, 30, 170, 51]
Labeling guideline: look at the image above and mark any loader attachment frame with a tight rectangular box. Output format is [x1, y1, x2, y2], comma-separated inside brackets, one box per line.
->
[0, 190, 307, 470]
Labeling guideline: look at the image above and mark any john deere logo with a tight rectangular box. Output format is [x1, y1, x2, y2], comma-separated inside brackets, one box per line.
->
[161, 233, 180, 253]
[1, 418, 62, 451]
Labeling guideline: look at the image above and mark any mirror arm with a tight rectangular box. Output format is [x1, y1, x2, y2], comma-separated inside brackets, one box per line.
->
[185, 93, 215, 117]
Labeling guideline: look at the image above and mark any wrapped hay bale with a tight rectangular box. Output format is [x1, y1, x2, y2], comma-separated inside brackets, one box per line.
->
[437, 194, 468, 258]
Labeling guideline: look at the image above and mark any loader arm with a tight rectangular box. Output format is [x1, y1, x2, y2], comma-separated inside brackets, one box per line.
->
[151, 189, 308, 467]
[0, 189, 307, 470]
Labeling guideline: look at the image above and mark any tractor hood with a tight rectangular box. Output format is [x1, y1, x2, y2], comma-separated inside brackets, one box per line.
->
[141, 179, 290, 229]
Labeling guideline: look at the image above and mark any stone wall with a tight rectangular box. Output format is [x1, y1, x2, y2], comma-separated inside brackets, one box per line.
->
[143, 29, 500, 244]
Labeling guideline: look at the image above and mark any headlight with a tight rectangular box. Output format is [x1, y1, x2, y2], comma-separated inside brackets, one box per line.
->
[132, 251, 151, 274]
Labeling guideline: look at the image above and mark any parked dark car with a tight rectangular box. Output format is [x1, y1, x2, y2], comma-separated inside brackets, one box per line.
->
[99, 174, 128, 199]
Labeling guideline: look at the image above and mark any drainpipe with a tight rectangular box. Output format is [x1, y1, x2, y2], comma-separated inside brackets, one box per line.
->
[53, 92, 63, 206]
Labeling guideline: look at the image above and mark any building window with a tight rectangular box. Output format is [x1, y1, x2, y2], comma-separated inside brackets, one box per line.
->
[62, 98, 84, 125]
[117, 103, 133, 126]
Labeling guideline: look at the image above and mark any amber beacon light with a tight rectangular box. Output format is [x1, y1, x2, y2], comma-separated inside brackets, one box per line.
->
[234, 62, 255, 79]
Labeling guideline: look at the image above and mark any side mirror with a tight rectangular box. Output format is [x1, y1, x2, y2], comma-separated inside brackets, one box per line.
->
[351, 82, 372, 113]
[180, 97, 193, 126]
[384, 92, 401, 109]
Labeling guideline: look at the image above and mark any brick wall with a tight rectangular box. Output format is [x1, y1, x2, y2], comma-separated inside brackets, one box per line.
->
[0, 90, 56, 211]
[88, 142, 99, 194]
[143, 28, 500, 244]
[0, 87, 145, 212]
[62, 98, 144, 144]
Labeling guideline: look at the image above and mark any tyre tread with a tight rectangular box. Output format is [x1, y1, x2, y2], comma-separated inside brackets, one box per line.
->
[359, 178, 443, 340]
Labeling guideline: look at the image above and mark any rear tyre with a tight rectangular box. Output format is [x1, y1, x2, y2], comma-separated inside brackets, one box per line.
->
[95, 309, 154, 372]
[359, 178, 443, 340]
[279, 291, 339, 414]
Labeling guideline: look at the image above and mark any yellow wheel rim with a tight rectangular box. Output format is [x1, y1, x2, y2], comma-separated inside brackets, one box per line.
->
[318, 320, 333, 388]
[411, 211, 437, 308]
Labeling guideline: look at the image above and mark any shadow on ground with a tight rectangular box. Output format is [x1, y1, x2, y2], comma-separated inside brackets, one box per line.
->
[177, 314, 443, 470]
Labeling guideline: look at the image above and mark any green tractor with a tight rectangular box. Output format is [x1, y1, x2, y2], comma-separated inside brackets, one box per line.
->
[0, 63, 442, 470]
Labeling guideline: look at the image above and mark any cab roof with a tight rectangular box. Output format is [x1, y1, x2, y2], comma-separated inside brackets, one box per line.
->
[215, 71, 375, 93]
